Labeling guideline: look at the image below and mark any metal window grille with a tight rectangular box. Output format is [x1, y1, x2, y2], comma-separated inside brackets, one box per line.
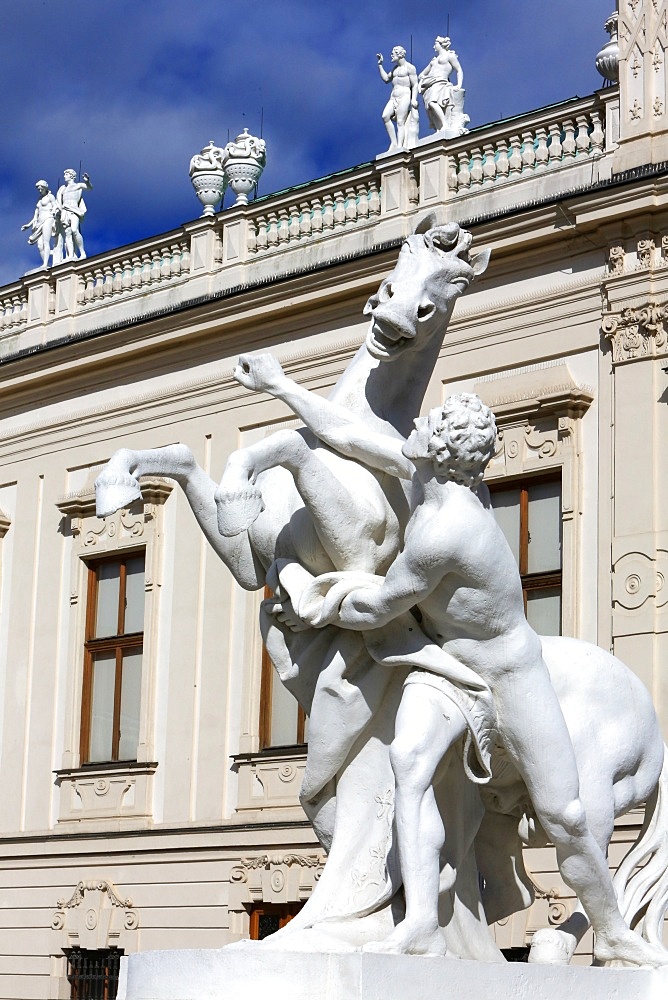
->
[66, 949, 122, 1000]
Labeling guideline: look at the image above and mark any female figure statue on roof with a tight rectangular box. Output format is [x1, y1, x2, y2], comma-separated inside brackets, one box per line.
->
[418, 36, 469, 138]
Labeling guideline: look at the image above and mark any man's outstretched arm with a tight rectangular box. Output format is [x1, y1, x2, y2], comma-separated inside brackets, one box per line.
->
[234, 352, 414, 479]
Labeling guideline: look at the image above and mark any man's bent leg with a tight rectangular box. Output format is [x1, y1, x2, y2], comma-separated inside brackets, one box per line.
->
[497, 666, 668, 967]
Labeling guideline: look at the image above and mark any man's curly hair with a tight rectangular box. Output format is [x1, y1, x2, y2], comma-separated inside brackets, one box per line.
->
[426, 393, 497, 488]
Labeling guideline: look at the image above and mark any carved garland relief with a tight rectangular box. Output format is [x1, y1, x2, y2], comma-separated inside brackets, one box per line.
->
[602, 301, 668, 363]
[52, 879, 139, 951]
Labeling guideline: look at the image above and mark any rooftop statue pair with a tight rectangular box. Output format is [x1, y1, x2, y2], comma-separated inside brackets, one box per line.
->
[21, 170, 92, 269]
[96, 221, 668, 967]
[378, 36, 467, 151]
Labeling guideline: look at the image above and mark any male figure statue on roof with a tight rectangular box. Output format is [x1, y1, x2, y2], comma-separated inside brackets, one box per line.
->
[377, 46, 420, 150]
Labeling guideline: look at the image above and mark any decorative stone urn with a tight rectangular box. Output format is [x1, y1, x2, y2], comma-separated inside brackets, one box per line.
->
[189, 141, 228, 217]
[596, 13, 619, 84]
[223, 129, 266, 206]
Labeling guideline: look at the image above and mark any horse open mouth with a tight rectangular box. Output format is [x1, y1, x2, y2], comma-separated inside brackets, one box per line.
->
[366, 318, 414, 359]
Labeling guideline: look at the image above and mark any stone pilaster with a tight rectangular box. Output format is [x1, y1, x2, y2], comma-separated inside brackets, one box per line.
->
[614, 0, 668, 170]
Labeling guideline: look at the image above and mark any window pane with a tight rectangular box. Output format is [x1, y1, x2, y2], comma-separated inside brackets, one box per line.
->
[119, 651, 142, 760]
[270, 671, 300, 746]
[526, 587, 561, 636]
[95, 562, 120, 638]
[527, 481, 561, 574]
[89, 653, 116, 762]
[490, 489, 521, 565]
[124, 556, 145, 634]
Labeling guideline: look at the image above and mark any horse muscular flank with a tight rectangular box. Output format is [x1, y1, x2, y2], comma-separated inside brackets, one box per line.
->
[96, 222, 668, 963]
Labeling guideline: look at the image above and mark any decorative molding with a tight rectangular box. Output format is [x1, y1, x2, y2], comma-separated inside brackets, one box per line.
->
[227, 851, 326, 934]
[601, 300, 668, 362]
[52, 879, 139, 951]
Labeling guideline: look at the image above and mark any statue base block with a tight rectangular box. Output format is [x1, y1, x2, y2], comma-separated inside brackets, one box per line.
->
[118, 944, 668, 1000]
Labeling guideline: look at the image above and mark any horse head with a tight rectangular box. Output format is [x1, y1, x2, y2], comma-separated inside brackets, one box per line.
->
[363, 223, 490, 361]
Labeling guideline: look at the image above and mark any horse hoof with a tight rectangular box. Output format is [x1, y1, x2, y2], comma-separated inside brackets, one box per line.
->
[528, 928, 573, 966]
[95, 476, 142, 517]
[216, 487, 265, 536]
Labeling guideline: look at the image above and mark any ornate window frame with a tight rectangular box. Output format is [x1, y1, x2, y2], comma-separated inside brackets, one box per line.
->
[54, 477, 172, 827]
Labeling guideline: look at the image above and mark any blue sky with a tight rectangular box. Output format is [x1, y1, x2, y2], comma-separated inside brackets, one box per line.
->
[0, 0, 614, 285]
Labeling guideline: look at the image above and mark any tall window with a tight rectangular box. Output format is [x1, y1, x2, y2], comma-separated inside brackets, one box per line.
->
[80, 553, 145, 764]
[66, 948, 122, 1000]
[259, 588, 307, 749]
[489, 477, 562, 636]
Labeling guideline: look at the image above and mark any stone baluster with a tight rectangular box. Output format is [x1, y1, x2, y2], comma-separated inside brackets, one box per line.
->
[181, 241, 191, 272]
[482, 144, 497, 184]
[83, 271, 95, 302]
[299, 202, 312, 239]
[266, 211, 279, 247]
[169, 245, 182, 277]
[469, 148, 484, 186]
[407, 169, 419, 207]
[548, 124, 563, 165]
[101, 265, 114, 297]
[12, 296, 23, 326]
[495, 140, 510, 181]
[508, 136, 523, 176]
[277, 208, 290, 244]
[576, 115, 592, 156]
[93, 268, 105, 300]
[322, 193, 335, 230]
[345, 187, 358, 224]
[447, 156, 459, 192]
[535, 127, 549, 169]
[121, 259, 133, 291]
[255, 215, 268, 251]
[590, 110, 604, 156]
[311, 198, 324, 234]
[368, 181, 381, 216]
[160, 249, 172, 281]
[131, 256, 143, 289]
[246, 221, 258, 255]
[288, 206, 301, 242]
[76, 278, 85, 306]
[151, 250, 162, 282]
[521, 131, 536, 171]
[356, 186, 369, 221]
[457, 152, 471, 190]
[139, 254, 151, 286]
[562, 120, 577, 158]
[112, 263, 123, 295]
[333, 191, 346, 227]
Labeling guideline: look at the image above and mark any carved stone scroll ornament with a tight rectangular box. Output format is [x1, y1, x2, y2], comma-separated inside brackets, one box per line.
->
[52, 880, 139, 950]
[602, 302, 668, 363]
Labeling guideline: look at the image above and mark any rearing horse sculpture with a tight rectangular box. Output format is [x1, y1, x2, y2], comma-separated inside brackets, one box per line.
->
[96, 224, 668, 965]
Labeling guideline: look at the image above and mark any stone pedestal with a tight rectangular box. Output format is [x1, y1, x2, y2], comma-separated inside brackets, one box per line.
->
[118, 945, 668, 1000]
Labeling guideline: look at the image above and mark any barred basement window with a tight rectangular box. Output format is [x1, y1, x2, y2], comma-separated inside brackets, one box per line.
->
[80, 553, 145, 763]
[249, 902, 303, 940]
[66, 948, 122, 1000]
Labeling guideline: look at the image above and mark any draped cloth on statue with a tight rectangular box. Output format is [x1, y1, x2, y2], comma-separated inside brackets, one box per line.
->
[256, 560, 501, 943]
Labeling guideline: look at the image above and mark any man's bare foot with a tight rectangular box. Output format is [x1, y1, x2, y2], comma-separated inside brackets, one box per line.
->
[528, 927, 575, 966]
[594, 928, 668, 968]
[363, 919, 448, 957]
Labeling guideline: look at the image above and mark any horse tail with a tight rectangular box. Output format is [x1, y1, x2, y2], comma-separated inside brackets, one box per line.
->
[613, 745, 668, 945]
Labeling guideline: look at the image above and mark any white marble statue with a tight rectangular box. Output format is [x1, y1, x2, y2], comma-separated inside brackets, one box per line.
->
[376, 46, 420, 151]
[96, 222, 668, 968]
[418, 36, 469, 138]
[21, 180, 62, 269]
[56, 169, 92, 261]
[223, 128, 266, 206]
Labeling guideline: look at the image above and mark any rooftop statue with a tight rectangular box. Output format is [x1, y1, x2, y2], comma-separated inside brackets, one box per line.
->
[223, 128, 266, 206]
[56, 169, 92, 262]
[376, 46, 420, 151]
[21, 180, 61, 270]
[96, 223, 668, 968]
[418, 35, 469, 138]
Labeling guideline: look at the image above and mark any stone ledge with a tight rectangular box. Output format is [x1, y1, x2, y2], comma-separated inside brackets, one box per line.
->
[119, 945, 668, 1000]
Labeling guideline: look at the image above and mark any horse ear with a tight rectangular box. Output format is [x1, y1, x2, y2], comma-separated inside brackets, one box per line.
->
[414, 212, 438, 235]
[470, 247, 491, 277]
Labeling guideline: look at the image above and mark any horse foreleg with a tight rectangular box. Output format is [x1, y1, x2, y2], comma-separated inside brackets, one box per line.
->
[96, 445, 265, 590]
